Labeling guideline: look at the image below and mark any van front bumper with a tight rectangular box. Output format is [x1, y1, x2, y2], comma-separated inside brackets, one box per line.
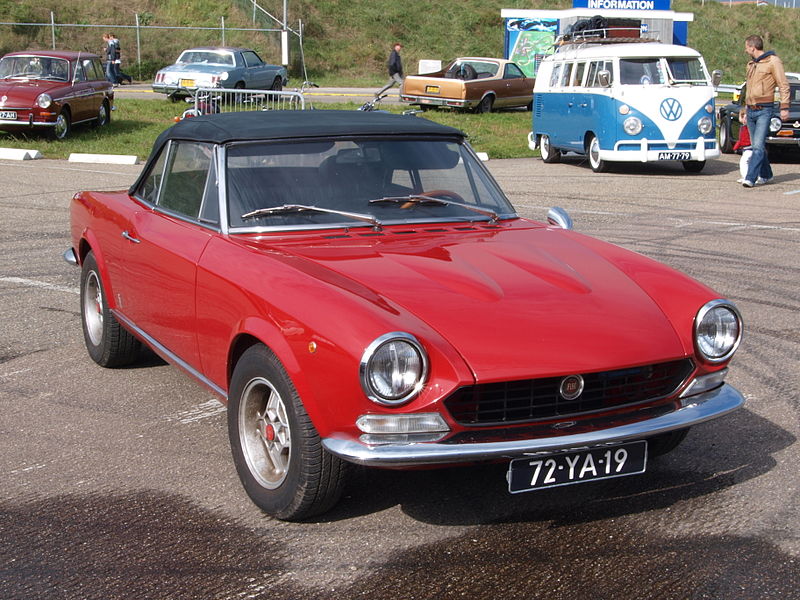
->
[603, 137, 720, 163]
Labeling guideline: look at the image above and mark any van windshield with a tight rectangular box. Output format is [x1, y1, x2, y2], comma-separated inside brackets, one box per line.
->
[619, 57, 707, 86]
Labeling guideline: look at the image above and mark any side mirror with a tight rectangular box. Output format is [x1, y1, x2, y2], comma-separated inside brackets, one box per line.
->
[711, 69, 723, 88]
[597, 70, 612, 88]
[547, 206, 573, 230]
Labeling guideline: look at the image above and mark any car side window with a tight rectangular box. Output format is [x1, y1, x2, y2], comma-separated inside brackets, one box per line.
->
[158, 142, 215, 220]
[138, 148, 169, 205]
[504, 63, 524, 79]
[242, 51, 263, 67]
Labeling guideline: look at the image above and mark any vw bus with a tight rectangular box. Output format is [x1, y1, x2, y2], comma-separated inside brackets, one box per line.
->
[529, 41, 722, 173]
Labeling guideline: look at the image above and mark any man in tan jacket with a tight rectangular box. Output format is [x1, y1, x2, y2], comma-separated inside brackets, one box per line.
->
[739, 35, 790, 188]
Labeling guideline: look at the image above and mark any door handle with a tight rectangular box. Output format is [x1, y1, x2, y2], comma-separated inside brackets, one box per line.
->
[579, 103, 588, 108]
[122, 230, 141, 244]
[567, 102, 574, 107]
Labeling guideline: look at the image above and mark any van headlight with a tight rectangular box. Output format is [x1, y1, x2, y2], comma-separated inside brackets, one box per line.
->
[360, 332, 428, 405]
[36, 94, 52, 109]
[694, 300, 743, 363]
[698, 116, 713, 134]
[623, 116, 643, 135]
[770, 117, 782, 133]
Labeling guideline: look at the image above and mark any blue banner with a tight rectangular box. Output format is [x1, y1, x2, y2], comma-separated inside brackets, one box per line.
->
[572, 0, 672, 9]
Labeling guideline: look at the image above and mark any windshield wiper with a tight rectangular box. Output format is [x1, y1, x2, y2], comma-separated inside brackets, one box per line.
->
[241, 204, 383, 230]
[370, 195, 500, 223]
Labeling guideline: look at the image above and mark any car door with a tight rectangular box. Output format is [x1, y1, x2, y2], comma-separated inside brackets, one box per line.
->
[120, 141, 217, 371]
[499, 62, 531, 108]
[69, 59, 96, 122]
[241, 50, 268, 88]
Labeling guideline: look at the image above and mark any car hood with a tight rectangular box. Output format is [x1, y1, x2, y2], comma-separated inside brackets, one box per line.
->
[0, 80, 64, 102]
[249, 221, 705, 382]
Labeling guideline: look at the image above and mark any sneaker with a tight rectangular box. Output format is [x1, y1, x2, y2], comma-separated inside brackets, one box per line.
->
[736, 177, 745, 183]
[756, 176, 773, 185]
[742, 180, 755, 188]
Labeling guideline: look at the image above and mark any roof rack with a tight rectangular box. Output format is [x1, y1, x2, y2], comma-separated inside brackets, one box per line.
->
[555, 27, 660, 50]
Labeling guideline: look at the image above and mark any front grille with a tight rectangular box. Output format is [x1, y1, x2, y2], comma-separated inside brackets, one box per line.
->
[444, 359, 694, 426]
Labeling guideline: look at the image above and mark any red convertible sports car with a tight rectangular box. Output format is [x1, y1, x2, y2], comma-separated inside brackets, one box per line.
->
[66, 110, 744, 520]
[0, 50, 114, 139]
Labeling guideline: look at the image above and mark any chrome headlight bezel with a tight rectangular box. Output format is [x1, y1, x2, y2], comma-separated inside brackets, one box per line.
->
[694, 300, 743, 364]
[698, 116, 713, 135]
[36, 93, 52, 109]
[360, 332, 429, 406]
[623, 116, 643, 135]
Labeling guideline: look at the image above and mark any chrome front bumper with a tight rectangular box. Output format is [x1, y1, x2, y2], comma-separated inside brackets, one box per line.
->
[322, 383, 744, 467]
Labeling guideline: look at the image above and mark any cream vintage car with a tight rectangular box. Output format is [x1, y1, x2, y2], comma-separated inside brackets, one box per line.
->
[400, 57, 534, 113]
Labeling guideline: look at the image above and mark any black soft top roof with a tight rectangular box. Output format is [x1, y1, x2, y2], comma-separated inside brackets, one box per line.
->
[155, 110, 463, 146]
[131, 110, 465, 194]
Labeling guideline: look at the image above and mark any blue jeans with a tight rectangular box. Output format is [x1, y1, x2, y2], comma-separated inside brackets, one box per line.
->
[745, 105, 774, 183]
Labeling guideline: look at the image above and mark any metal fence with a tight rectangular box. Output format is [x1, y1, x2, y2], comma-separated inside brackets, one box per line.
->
[183, 88, 306, 117]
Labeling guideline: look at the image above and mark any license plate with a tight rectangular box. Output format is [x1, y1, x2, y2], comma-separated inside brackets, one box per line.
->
[657, 151, 691, 160]
[0, 110, 17, 120]
[179, 79, 196, 88]
[507, 440, 647, 493]
[425, 85, 440, 94]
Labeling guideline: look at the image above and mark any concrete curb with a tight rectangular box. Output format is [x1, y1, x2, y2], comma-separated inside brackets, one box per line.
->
[68, 153, 139, 165]
[0, 148, 42, 160]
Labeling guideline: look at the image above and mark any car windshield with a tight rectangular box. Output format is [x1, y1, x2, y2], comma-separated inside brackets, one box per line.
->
[226, 138, 517, 231]
[0, 56, 70, 81]
[178, 51, 235, 66]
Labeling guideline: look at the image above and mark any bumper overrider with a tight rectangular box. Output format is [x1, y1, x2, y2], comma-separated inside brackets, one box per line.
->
[323, 382, 744, 467]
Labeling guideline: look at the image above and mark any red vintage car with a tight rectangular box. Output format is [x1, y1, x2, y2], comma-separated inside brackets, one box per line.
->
[0, 50, 113, 139]
[66, 111, 744, 520]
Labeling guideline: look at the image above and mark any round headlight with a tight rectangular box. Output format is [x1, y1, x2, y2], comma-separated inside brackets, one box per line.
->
[769, 117, 782, 133]
[698, 116, 713, 135]
[36, 93, 52, 109]
[695, 300, 743, 363]
[360, 332, 428, 405]
[623, 116, 643, 135]
[219, 72, 229, 81]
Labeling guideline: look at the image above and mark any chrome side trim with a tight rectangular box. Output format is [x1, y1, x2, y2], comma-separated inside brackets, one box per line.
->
[63, 248, 78, 266]
[322, 383, 744, 467]
[111, 309, 228, 400]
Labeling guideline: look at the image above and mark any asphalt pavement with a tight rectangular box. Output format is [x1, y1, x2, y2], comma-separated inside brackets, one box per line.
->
[1, 150, 799, 599]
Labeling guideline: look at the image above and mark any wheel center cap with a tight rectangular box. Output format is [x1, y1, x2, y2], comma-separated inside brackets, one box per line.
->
[265, 423, 276, 442]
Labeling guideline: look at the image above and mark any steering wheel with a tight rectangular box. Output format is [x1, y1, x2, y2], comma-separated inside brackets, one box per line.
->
[420, 189, 465, 203]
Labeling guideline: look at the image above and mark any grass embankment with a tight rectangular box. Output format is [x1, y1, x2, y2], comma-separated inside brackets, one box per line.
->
[0, 99, 532, 161]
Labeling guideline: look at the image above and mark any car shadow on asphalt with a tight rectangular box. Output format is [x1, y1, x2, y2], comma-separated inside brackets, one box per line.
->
[321, 408, 793, 527]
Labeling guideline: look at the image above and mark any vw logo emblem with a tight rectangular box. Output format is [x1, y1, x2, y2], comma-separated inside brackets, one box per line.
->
[559, 375, 584, 401]
[660, 98, 683, 121]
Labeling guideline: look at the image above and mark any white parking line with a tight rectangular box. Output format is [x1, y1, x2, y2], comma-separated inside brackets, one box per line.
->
[784, 189, 800, 196]
[0, 276, 78, 295]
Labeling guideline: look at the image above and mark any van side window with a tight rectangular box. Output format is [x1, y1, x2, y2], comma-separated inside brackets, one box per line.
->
[574, 62, 587, 86]
[550, 63, 562, 88]
[586, 60, 613, 87]
[560, 63, 573, 87]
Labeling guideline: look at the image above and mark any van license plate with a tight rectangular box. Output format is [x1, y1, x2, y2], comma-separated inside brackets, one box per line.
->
[507, 440, 647, 493]
[657, 151, 691, 160]
[0, 111, 17, 120]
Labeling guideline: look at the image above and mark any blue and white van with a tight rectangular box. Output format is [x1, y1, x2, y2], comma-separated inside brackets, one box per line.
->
[529, 41, 722, 173]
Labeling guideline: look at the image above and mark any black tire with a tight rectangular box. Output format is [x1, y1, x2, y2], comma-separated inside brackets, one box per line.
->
[80, 251, 140, 367]
[719, 116, 734, 154]
[51, 108, 71, 140]
[682, 160, 706, 173]
[587, 134, 608, 173]
[228, 344, 348, 521]
[540, 134, 561, 164]
[94, 100, 110, 128]
[647, 428, 690, 457]
[475, 95, 494, 114]
[270, 77, 283, 91]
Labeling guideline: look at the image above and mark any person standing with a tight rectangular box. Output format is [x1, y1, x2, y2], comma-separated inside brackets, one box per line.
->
[110, 33, 133, 84]
[375, 42, 404, 97]
[102, 33, 116, 83]
[739, 35, 790, 188]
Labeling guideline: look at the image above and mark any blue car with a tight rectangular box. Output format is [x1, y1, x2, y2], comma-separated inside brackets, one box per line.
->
[153, 47, 287, 98]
